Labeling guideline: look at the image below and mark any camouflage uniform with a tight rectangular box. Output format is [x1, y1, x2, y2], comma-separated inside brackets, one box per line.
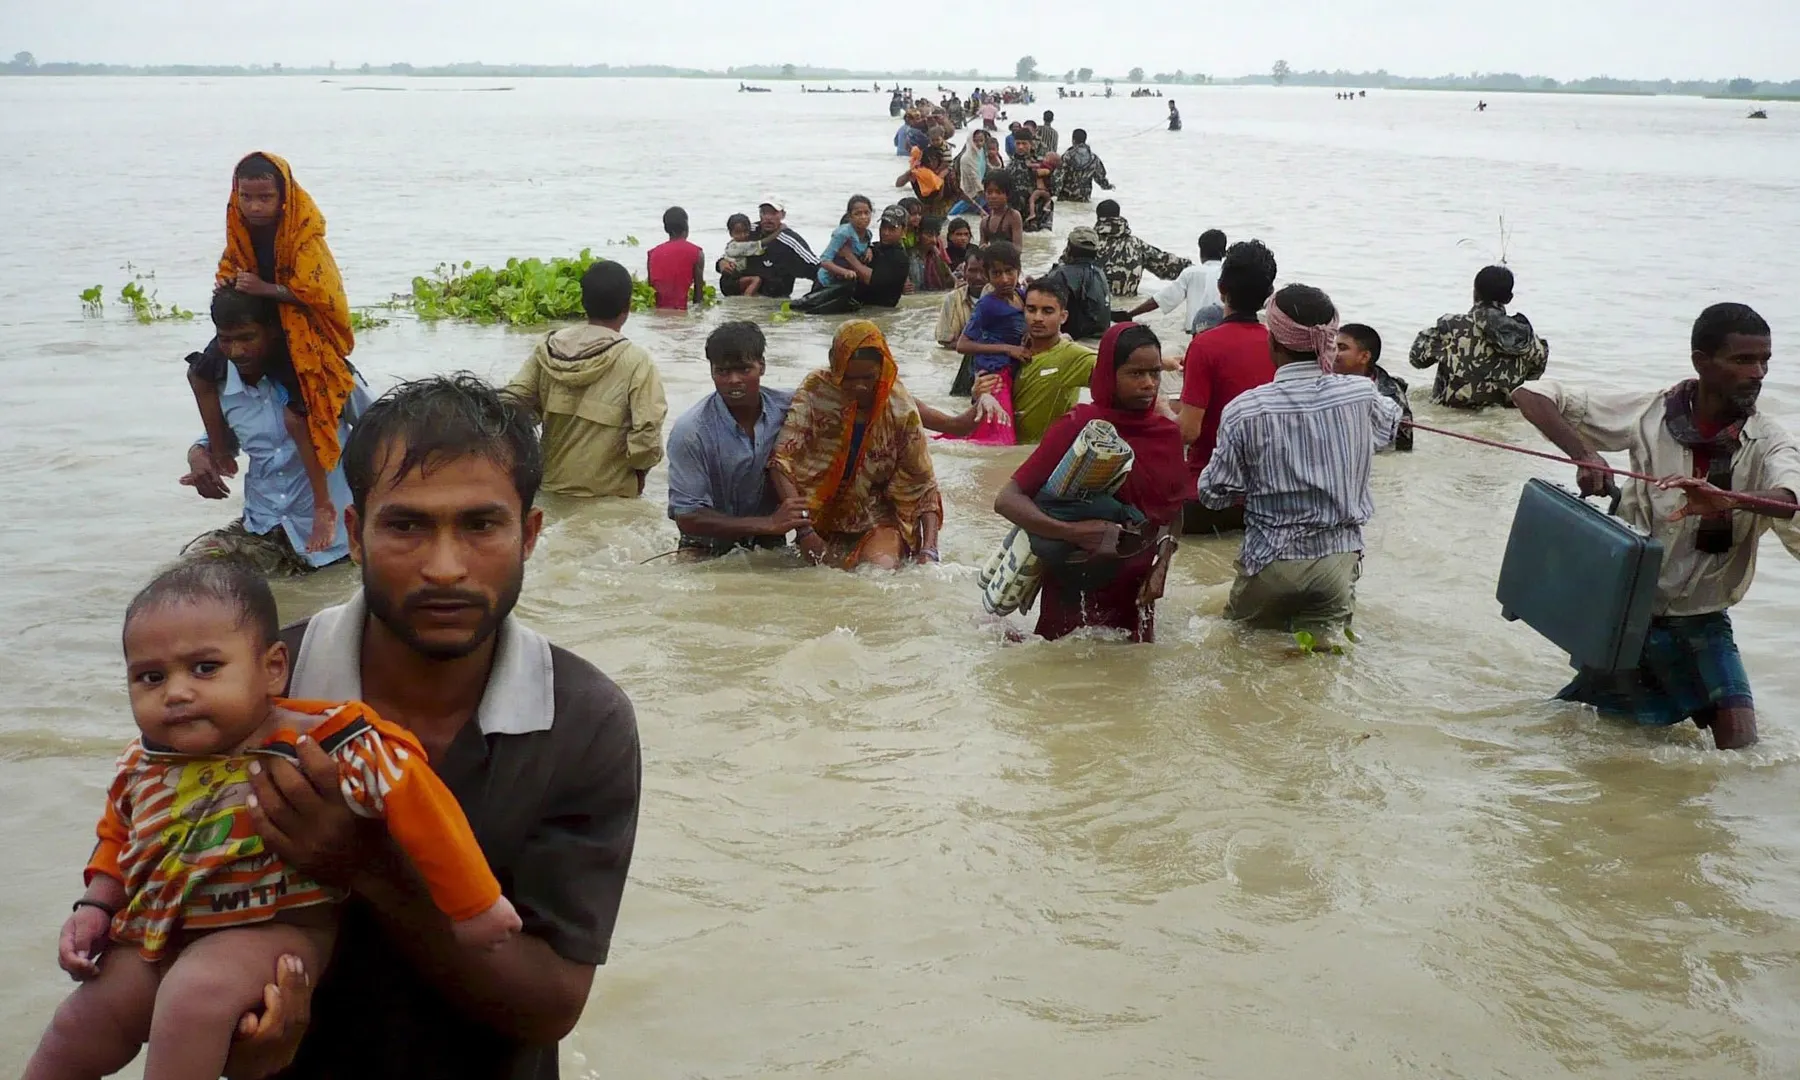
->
[1001, 153, 1054, 233]
[1052, 142, 1114, 203]
[1094, 216, 1192, 297]
[1408, 302, 1550, 409]
[182, 518, 320, 576]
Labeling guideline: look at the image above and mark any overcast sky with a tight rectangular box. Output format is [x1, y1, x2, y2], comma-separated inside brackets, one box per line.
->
[4, 0, 1796, 80]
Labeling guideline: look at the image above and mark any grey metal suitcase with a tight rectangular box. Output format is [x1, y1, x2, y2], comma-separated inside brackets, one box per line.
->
[1496, 478, 1664, 672]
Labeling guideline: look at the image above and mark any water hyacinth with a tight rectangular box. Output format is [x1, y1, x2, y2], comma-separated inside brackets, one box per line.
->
[408, 249, 714, 326]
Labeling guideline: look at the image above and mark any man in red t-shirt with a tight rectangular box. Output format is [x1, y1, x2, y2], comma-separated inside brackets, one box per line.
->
[646, 206, 706, 310]
[1175, 239, 1278, 533]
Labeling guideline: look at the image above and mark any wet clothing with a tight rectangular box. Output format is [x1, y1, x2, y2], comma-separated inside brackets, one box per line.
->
[1038, 258, 1112, 341]
[1094, 216, 1191, 298]
[667, 386, 794, 552]
[818, 223, 873, 288]
[1408, 301, 1550, 408]
[1012, 339, 1098, 444]
[507, 324, 668, 497]
[1558, 612, 1753, 727]
[1002, 155, 1054, 232]
[1052, 142, 1114, 202]
[183, 517, 316, 576]
[771, 321, 942, 548]
[1037, 122, 1059, 153]
[1179, 315, 1272, 476]
[1013, 324, 1187, 642]
[1152, 259, 1224, 334]
[1514, 377, 1800, 618]
[1370, 364, 1415, 452]
[1224, 551, 1361, 631]
[936, 285, 983, 348]
[645, 238, 703, 310]
[962, 292, 1027, 375]
[1200, 364, 1401, 630]
[89, 700, 502, 960]
[278, 595, 641, 1080]
[857, 242, 911, 307]
[218, 151, 357, 472]
[747, 225, 820, 299]
[190, 360, 370, 568]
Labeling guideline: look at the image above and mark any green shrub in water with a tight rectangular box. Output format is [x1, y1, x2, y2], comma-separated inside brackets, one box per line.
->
[407, 249, 713, 327]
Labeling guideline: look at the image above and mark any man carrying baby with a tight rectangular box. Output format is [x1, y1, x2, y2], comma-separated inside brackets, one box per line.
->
[25, 375, 643, 1079]
[256, 373, 641, 1077]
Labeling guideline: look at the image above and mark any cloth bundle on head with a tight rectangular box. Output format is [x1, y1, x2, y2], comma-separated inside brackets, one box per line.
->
[880, 205, 910, 229]
[1264, 296, 1340, 373]
[219, 150, 356, 470]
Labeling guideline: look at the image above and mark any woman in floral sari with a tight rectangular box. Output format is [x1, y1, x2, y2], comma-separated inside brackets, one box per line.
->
[771, 321, 944, 570]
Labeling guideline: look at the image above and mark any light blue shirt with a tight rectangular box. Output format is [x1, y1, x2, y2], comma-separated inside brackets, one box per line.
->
[665, 387, 795, 523]
[196, 363, 371, 568]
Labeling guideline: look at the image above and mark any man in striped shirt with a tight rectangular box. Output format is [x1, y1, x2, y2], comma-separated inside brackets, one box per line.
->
[1197, 284, 1403, 632]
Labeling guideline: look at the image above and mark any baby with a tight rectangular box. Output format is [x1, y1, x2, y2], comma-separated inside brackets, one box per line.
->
[722, 212, 764, 297]
[25, 558, 519, 1080]
[1028, 152, 1061, 223]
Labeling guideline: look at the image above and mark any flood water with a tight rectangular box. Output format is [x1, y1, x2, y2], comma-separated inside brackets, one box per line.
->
[4, 76, 1800, 1077]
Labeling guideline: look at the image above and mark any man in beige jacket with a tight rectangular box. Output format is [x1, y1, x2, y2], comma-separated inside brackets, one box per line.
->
[508, 261, 668, 497]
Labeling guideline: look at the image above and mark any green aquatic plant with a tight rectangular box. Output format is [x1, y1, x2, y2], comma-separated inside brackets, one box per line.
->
[348, 309, 391, 331]
[406, 250, 713, 326]
[80, 285, 104, 315]
[117, 276, 195, 324]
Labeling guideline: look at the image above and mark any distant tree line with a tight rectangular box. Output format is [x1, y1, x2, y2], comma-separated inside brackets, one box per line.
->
[2, 51, 1795, 97]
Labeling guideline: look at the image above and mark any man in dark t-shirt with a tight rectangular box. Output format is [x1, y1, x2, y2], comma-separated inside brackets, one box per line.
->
[228, 375, 641, 1080]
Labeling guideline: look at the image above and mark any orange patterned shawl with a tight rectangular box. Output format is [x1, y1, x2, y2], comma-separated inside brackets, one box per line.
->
[218, 151, 356, 470]
[771, 321, 943, 540]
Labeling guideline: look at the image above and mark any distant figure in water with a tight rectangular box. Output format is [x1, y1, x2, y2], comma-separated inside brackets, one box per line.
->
[1168, 100, 1182, 131]
[1477, 100, 1489, 112]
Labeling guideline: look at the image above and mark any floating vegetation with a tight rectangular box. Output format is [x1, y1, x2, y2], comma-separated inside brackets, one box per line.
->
[348, 309, 391, 331]
[405, 250, 713, 327]
[76, 268, 195, 323]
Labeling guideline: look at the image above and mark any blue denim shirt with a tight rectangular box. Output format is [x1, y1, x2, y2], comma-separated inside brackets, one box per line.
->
[665, 387, 795, 522]
[196, 364, 371, 567]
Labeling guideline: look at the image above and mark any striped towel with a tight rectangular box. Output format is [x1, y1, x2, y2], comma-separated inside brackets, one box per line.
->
[979, 421, 1135, 616]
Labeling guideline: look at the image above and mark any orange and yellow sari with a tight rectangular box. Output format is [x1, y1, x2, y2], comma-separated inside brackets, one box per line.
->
[218, 151, 356, 471]
[771, 321, 943, 549]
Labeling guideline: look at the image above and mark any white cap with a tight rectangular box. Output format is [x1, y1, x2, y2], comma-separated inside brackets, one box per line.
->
[758, 195, 787, 213]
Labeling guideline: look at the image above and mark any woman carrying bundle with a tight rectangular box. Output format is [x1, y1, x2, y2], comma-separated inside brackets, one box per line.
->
[993, 323, 1188, 641]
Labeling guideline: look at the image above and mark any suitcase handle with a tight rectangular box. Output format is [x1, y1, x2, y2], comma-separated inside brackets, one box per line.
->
[1583, 481, 1623, 518]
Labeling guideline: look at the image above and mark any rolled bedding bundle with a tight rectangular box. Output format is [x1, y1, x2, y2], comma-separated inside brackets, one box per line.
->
[978, 419, 1136, 615]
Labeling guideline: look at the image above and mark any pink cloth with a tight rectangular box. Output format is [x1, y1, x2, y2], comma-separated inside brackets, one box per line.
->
[936, 367, 1017, 446]
[1264, 300, 1339, 371]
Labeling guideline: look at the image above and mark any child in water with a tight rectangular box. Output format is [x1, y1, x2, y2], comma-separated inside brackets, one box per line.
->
[945, 218, 973, 275]
[24, 559, 520, 1080]
[722, 213, 764, 297]
[981, 175, 1024, 249]
[950, 239, 1026, 445]
[912, 216, 955, 292]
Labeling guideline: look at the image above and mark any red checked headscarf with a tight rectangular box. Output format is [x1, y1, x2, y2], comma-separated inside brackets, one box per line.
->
[1264, 292, 1340, 372]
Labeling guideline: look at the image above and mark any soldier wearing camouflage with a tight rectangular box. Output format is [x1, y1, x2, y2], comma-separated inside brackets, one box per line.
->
[1094, 201, 1193, 298]
[1409, 265, 1550, 408]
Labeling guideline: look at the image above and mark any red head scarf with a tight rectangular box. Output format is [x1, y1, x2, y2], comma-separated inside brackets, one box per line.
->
[1017, 323, 1191, 526]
